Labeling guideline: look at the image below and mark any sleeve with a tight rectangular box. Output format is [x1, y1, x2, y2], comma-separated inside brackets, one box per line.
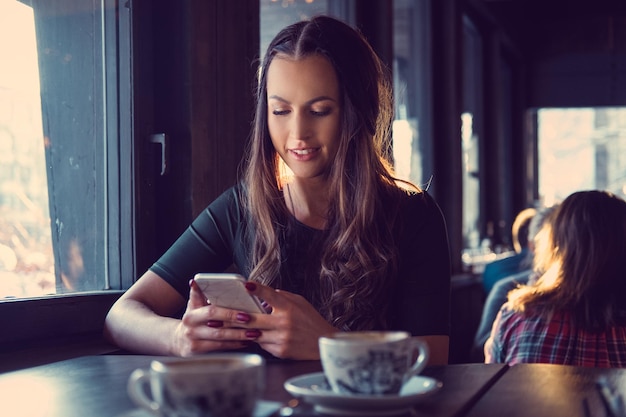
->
[149, 186, 250, 298]
[484, 307, 508, 363]
[390, 191, 452, 337]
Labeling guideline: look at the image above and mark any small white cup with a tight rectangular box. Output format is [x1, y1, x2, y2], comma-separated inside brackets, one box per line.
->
[319, 331, 429, 396]
[127, 353, 265, 417]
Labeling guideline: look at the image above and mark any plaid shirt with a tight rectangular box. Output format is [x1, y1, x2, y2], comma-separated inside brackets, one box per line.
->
[485, 307, 626, 367]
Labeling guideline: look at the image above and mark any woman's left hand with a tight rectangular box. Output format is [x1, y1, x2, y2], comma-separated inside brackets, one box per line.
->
[243, 281, 337, 359]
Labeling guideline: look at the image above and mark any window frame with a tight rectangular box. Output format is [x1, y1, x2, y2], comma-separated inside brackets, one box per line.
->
[0, 0, 131, 350]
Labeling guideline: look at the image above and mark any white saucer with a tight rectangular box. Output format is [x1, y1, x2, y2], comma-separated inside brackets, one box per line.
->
[283, 372, 442, 416]
[118, 401, 282, 417]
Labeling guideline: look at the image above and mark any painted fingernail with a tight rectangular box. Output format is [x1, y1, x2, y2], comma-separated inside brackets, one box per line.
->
[245, 329, 261, 339]
[189, 279, 200, 290]
[236, 312, 251, 323]
[207, 320, 224, 328]
[244, 282, 257, 291]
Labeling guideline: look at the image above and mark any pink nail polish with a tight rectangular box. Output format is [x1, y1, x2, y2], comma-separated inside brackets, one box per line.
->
[245, 282, 257, 291]
[245, 329, 261, 339]
[236, 312, 251, 323]
[207, 320, 224, 328]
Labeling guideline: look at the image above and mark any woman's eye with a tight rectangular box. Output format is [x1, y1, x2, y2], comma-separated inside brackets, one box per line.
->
[272, 109, 290, 116]
[311, 109, 331, 117]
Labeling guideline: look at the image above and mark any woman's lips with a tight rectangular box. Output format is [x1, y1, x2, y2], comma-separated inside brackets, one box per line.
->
[289, 148, 320, 161]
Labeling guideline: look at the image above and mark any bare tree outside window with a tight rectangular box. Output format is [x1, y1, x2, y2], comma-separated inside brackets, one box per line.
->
[0, 2, 54, 298]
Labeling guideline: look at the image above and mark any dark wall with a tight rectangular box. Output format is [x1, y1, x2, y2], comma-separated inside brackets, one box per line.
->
[134, 1, 260, 273]
[482, 0, 626, 108]
[529, 14, 626, 108]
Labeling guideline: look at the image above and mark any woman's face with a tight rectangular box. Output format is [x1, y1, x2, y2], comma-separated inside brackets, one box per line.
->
[266, 54, 341, 181]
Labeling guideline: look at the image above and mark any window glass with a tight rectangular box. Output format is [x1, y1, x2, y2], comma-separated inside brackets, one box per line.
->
[538, 107, 626, 205]
[0, 1, 117, 299]
[392, 0, 432, 187]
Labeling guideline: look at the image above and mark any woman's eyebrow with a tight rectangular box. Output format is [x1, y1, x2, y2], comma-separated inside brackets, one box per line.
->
[268, 95, 337, 106]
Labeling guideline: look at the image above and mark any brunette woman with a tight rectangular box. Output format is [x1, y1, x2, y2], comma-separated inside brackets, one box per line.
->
[105, 15, 451, 362]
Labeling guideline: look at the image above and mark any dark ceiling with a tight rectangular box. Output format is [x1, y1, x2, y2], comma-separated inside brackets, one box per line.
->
[477, 0, 626, 54]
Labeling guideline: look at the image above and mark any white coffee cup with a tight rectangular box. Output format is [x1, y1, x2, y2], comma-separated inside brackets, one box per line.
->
[127, 353, 265, 417]
[319, 331, 429, 396]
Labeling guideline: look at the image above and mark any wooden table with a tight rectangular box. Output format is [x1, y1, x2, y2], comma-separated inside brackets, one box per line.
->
[0, 354, 505, 417]
[466, 363, 626, 417]
[0, 354, 622, 417]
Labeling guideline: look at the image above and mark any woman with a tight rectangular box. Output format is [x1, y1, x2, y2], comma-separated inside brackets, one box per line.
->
[485, 190, 626, 367]
[104, 15, 451, 362]
[472, 205, 558, 360]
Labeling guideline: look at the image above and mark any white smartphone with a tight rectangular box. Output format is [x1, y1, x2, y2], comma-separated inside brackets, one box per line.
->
[193, 273, 266, 314]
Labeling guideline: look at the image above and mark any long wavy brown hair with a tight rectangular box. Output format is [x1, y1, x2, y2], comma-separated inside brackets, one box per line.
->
[507, 190, 626, 330]
[240, 15, 418, 330]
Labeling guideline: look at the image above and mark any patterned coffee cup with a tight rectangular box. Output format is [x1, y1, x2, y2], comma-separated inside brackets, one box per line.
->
[319, 331, 429, 395]
[127, 353, 264, 417]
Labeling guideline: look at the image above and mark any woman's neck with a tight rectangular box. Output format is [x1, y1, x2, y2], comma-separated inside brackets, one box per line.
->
[284, 179, 329, 230]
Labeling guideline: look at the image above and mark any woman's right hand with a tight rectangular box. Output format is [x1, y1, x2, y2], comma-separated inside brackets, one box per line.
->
[172, 279, 253, 356]
[105, 270, 263, 357]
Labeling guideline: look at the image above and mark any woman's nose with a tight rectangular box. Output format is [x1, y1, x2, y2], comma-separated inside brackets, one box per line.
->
[291, 112, 311, 140]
